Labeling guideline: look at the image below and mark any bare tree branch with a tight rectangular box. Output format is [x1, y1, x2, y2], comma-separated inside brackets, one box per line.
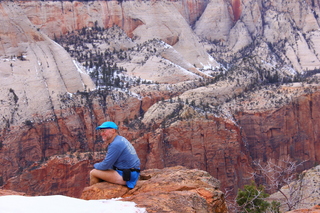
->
[252, 158, 316, 211]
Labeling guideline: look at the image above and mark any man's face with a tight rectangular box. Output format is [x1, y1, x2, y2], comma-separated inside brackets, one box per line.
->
[100, 128, 116, 142]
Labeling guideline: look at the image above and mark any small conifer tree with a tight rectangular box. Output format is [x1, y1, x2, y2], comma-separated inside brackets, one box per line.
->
[236, 182, 270, 213]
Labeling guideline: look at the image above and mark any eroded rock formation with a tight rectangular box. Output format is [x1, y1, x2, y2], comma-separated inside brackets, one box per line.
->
[286, 205, 320, 213]
[0, 1, 320, 210]
[81, 166, 228, 213]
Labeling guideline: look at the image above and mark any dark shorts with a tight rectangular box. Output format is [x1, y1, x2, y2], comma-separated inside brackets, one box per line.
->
[116, 170, 140, 189]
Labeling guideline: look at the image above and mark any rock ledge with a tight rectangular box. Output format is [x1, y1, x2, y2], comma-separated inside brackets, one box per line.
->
[81, 166, 228, 213]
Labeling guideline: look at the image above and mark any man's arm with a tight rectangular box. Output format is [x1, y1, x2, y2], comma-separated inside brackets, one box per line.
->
[94, 142, 122, 170]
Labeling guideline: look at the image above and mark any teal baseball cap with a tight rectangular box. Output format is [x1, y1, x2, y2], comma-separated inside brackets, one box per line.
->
[96, 121, 118, 130]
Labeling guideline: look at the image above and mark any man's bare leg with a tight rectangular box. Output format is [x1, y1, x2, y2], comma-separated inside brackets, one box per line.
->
[90, 169, 126, 186]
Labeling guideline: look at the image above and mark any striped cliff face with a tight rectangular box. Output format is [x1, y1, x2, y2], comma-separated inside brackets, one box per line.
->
[1, 0, 320, 202]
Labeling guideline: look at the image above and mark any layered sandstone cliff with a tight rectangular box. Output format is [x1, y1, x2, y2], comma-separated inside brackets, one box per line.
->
[0, 1, 320, 211]
[2, 82, 320, 201]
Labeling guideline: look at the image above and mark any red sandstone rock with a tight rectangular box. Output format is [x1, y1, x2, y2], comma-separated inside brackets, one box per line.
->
[3, 91, 320, 200]
[286, 205, 320, 213]
[0, 189, 25, 196]
[235, 92, 320, 175]
[2, 156, 92, 198]
[81, 166, 228, 213]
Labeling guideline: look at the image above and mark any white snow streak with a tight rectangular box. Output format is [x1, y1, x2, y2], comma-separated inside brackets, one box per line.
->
[0, 195, 147, 213]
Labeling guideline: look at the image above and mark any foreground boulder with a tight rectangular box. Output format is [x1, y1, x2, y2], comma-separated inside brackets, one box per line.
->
[81, 166, 228, 213]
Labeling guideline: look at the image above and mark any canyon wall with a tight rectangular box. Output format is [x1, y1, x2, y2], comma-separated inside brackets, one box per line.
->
[2, 87, 320, 199]
[237, 92, 320, 167]
[0, 0, 320, 203]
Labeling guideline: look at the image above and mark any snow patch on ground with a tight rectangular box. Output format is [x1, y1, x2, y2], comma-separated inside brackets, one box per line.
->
[0, 195, 147, 213]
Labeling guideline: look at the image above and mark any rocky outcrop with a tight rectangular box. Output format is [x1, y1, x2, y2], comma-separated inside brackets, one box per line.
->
[286, 205, 320, 213]
[81, 166, 228, 213]
[0, 189, 25, 196]
[2, 155, 92, 198]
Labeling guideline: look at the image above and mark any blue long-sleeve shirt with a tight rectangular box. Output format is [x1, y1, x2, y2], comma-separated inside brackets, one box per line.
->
[94, 135, 140, 170]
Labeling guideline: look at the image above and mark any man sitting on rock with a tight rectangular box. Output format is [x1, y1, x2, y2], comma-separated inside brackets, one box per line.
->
[90, 121, 141, 189]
